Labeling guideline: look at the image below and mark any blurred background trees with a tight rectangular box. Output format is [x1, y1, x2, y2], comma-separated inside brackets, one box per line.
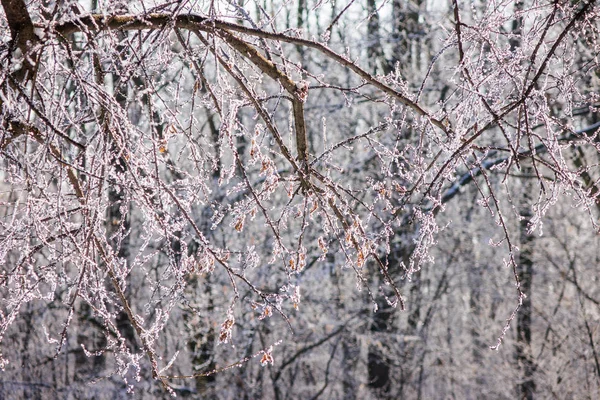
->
[1, 0, 600, 398]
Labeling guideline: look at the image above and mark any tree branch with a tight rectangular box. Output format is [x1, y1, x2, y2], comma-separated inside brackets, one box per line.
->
[441, 121, 600, 205]
[48, 12, 445, 132]
[1, 0, 38, 82]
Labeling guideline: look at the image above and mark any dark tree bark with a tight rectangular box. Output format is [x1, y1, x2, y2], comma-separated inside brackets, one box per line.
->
[1, 0, 37, 82]
[389, 0, 423, 72]
[366, 0, 386, 74]
[367, 300, 392, 394]
[516, 167, 536, 400]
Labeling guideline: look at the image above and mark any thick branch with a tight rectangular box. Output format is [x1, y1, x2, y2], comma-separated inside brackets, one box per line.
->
[214, 29, 310, 167]
[1, 0, 35, 50]
[1, 0, 38, 81]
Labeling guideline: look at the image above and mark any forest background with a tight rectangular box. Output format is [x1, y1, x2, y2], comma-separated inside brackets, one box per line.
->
[1, 0, 600, 398]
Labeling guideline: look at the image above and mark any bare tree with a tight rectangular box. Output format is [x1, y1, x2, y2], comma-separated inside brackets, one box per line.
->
[1, 0, 600, 398]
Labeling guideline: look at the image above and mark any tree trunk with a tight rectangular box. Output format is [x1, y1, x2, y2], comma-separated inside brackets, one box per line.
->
[516, 167, 535, 400]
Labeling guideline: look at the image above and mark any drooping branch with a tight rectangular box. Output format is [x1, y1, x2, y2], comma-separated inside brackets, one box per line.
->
[3, 100, 174, 394]
[191, 30, 303, 180]
[213, 29, 310, 169]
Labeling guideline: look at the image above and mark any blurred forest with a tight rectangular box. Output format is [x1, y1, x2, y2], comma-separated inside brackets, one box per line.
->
[1, 0, 600, 398]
